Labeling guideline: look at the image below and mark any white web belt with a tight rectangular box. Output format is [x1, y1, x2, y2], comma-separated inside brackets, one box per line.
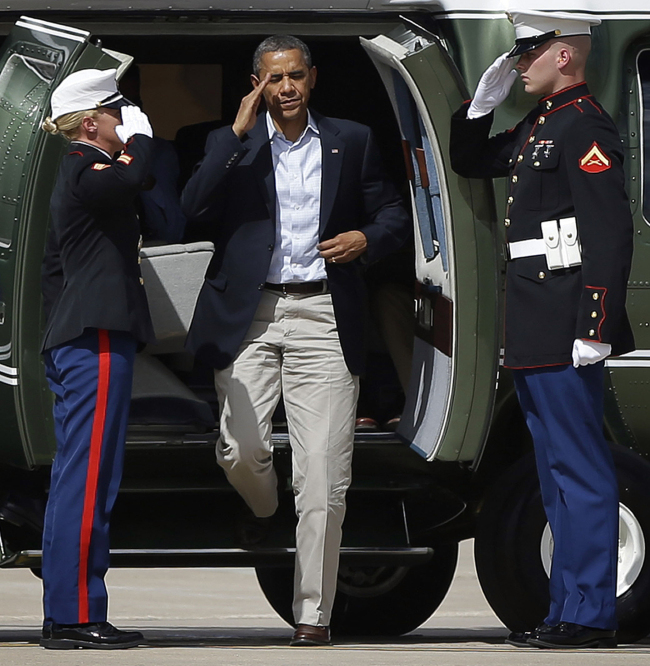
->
[505, 217, 582, 270]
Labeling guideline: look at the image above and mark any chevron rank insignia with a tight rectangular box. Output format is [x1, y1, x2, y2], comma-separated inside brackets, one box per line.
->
[579, 142, 611, 173]
[117, 154, 134, 165]
[91, 162, 111, 170]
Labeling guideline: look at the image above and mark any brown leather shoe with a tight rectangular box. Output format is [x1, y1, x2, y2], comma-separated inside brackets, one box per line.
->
[290, 624, 331, 646]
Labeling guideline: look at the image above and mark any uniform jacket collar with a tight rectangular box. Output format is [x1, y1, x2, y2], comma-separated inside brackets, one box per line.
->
[537, 81, 590, 113]
[69, 140, 112, 160]
[243, 110, 344, 235]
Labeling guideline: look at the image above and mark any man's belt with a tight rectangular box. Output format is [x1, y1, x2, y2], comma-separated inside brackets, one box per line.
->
[265, 280, 329, 295]
[504, 217, 582, 270]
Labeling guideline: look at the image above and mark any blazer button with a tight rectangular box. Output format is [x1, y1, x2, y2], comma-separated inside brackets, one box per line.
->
[258, 283, 265, 290]
[591, 311, 599, 318]
[593, 292, 600, 300]
[139, 277, 145, 285]
[589, 329, 596, 336]
[504, 218, 511, 227]
[517, 155, 524, 163]
[507, 196, 514, 204]
[268, 244, 274, 251]
[538, 271, 545, 279]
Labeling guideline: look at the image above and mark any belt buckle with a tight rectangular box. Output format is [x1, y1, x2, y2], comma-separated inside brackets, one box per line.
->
[281, 284, 289, 296]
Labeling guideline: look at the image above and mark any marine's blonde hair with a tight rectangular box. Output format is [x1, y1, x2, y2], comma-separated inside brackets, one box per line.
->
[41, 109, 98, 141]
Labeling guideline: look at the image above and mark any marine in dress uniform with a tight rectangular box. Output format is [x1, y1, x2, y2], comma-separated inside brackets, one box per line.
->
[39, 68, 155, 650]
[450, 10, 634, 649]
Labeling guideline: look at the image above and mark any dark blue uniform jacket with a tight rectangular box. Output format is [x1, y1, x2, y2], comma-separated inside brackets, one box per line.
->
[41, 136, 155, 351]
[450, 82, 635, 368]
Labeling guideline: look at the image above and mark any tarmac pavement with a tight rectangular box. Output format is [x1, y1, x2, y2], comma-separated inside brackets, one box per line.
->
[1, 540, 649, 665]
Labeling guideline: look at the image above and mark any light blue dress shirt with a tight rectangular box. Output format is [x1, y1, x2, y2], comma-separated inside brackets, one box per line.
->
[266, 111, 326, 284]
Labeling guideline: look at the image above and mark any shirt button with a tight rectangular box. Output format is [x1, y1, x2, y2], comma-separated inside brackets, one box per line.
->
[589, 329, 596, 336]
[517, 155, 524, 163]
[507, 196, 514, 204]
[591, 311, 598, 318]
[139, 277, 144, 285]
[528, 136, 535, 143]
[512, 175, 518, 183]
[538, 271, 545, 279]
[504, 218, 511, 227]
[593, 293, 599, 300]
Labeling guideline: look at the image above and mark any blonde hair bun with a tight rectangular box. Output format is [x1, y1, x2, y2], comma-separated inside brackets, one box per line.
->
[41, 116, 59, 134]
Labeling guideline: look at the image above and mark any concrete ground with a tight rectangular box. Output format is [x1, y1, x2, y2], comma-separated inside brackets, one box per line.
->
[1, 540, 649, 665]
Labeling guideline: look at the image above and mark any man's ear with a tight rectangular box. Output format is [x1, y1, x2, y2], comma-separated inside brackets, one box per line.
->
[251, 73, 260, 89]
[557, 47, 572, 71]
[309, 66, 317, 89]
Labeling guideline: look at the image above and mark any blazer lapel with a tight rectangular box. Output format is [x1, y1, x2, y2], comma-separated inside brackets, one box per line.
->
[317, 114, 345, 236]
[245, 115, 276, 223]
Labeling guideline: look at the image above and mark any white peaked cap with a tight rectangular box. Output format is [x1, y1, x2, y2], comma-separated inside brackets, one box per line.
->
[50, 68, 124, 121]
[507, 9, 601, 57]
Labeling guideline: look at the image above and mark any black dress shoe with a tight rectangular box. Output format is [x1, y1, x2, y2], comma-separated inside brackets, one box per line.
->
[234, 505, 273, 549]
[528, 622, 616, 649]
[290, 624, 331, 646]
[505, 622, 555, 647]
[40, 622, 144, 650]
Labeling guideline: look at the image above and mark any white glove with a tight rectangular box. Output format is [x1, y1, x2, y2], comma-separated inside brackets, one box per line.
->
[115, 105, 153, 143]
[467, 53, 518, 120]
[572, 339, 612, 368]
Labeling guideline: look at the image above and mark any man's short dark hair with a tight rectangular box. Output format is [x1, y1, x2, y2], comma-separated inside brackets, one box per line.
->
[253, 35, 312, 76]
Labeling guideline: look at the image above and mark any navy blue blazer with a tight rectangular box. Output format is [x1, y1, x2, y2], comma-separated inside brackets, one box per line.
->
[181, 111, 411, 376]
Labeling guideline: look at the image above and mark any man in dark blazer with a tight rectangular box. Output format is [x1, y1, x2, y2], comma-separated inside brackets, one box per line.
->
[182, 35, 410, 646]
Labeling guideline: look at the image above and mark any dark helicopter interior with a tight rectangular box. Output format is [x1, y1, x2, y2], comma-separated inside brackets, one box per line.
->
[96, 33, 415, 438]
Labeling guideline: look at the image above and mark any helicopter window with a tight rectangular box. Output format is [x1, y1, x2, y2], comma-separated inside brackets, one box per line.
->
[640, 50, 650, 225]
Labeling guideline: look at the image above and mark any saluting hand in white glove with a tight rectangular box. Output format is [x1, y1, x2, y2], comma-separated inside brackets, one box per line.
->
[467, 53, 518, 120]
[115, 105, 153, 144]
[572, 339, 612, 368]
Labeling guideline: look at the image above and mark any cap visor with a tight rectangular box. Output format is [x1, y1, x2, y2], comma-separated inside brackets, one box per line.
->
[102, 96, 132, 110]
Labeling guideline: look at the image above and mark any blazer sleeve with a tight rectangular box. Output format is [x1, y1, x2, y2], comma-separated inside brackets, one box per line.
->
[181, 128, 248, 224]
[357, 127, 412, 264]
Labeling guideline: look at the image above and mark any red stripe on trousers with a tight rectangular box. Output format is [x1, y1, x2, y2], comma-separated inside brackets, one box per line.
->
[78, 329, 111, 623]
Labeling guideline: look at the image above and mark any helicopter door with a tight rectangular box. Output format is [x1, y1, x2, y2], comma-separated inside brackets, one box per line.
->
[361, 22, 499, 462]
[0, 16, 131, 467]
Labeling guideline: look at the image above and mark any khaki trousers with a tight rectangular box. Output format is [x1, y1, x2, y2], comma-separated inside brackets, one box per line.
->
[214, 289, 359, 626]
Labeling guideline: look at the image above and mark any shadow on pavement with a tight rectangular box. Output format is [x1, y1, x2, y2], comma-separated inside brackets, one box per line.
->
[1, 626, 649, 650]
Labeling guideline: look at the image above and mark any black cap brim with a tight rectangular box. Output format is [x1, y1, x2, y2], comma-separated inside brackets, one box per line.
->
[103, 97, 133, 110]
[507, 30, 559, 58]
